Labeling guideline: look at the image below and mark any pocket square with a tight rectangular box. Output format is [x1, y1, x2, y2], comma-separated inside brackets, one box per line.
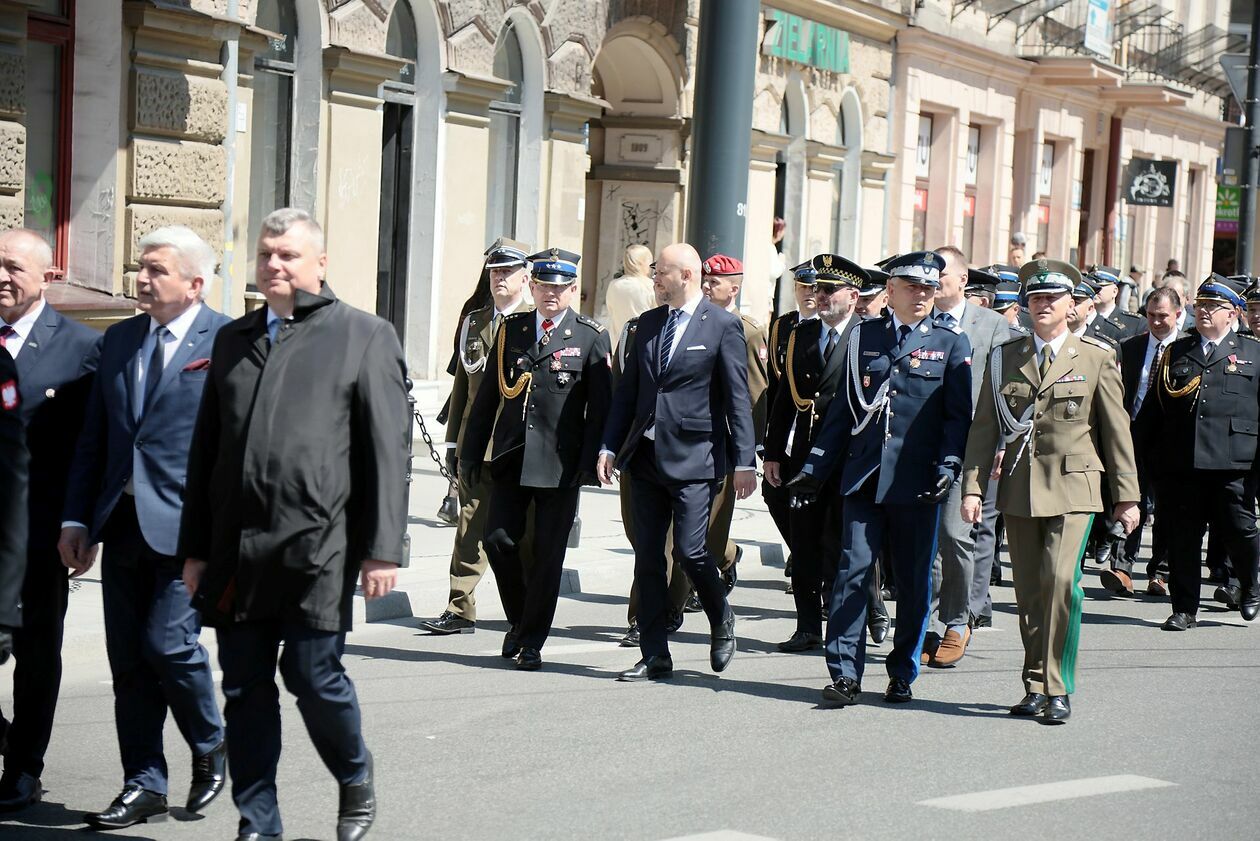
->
[686, 345, 706, 351]
[182, 358, 211, 372]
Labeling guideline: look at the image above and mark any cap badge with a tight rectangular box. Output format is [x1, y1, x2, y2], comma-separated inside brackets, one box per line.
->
[822, 255, 833, 268]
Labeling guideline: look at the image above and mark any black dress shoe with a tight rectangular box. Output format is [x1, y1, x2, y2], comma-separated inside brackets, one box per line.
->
[1009, 692, 1049, 716]
[867, 611, 890, 645]
[1215, 585, 1241, 610]
[237, 834, 283, 841]
[617, 656, 673, 681]
[710, 607, 736, 672]
[85, 786, 168, 829]
[666, 611, 684, 634]
[619, 623, 640, 647]
[722, 547, 741, 593]
[0, 771, 41, 812]
[883, 677, 913, 704]
[515, 647, 542, 671]
[337, 754, 375, 841]
[436, 494, 458, 525]
[972, 614, 992, 629]
[777, 630, 823, 653]
[683, 592, 703, 613]
[1040, 695, 1071, 724]
[1161, 612, 1197, 631]
[187, 739, 227, 813]
[1241, 591, 1260, 622]
[501, 626, 520, 658]
[820, 677, 861, 707]
[420, 611, 476, 635]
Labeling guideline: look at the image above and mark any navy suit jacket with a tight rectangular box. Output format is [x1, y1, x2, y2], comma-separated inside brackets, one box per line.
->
[601, 297, 756, 482]
[805, 314, 972, 504]
[12, 303, 100, 553]
[64, 305, 230, 557]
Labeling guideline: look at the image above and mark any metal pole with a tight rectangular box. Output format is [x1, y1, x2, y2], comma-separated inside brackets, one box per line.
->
[1102, 115, 1122, 268]
[1237, 11, 1260, 275]
[221, 0, 240, 315]
[685, 0, 761, 264]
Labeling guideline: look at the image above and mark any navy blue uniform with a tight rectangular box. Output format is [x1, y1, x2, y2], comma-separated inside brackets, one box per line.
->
[802, 315, 972, 685]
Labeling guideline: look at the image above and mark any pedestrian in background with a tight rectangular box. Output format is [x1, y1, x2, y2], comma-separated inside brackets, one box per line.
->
[180, 208, 409, 841]
[605, 244, 655, 348]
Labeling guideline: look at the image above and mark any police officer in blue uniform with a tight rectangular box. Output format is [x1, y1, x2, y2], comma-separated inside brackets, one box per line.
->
[788, 252, 973, 706]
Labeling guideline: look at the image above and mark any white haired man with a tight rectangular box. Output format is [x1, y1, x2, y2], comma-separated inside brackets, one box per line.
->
[61, 225, 230, 828]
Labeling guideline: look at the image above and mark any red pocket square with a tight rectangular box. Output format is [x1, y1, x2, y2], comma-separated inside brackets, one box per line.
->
[182, 358, 211, 372]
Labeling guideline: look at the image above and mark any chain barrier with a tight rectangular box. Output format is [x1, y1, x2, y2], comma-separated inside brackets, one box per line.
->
[413, 407, 453, 483]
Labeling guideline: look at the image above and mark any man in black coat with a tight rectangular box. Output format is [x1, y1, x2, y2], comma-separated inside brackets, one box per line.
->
[460, 248, 611, 671]
[0, 348, 27, 669]
[180, 209, 409, 841]
[0, 228, 100, 813]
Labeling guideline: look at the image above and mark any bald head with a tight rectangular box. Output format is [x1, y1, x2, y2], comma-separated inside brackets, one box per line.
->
[0, 228, 54, 324]
[653, 243, 703, 307]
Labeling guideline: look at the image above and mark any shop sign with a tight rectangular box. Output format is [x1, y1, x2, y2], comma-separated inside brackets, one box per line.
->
[915, 116, 933, 180]
[763, 8, 850, 74]
[1123, 158, 1176, 207]
[1216, 184, 1240, 234]
[965, 126, 980, 187]
[1083, 0, 1111, 59]
[914, 188, 929, 212]
[1037, 143, 1054, 197]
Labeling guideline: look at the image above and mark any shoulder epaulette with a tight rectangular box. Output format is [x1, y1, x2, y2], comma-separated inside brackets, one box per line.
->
[741, 313, 763, 330]
[575, 313, 605, 332]
[502, 310, 531, 323]
[999, 333, 1028, 346]
[1240, 332, 1260, 343]
[1080, 334, 1116, 351]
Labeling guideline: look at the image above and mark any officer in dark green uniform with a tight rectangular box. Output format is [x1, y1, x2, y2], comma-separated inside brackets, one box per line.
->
[460, 249, 613, 671]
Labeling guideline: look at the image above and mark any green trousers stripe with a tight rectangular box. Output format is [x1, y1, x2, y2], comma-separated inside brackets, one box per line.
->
[1060, 513, 1094, 695]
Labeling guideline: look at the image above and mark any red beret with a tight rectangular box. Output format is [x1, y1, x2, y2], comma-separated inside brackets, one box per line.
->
[703, 254, 743, 276]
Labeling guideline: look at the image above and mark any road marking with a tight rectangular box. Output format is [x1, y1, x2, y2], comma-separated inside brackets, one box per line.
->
[919, 774, 1175, 812]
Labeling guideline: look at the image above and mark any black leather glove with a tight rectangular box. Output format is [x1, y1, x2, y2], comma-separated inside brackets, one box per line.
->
[0, 626, 13, 665]
[917, 470, 954, 504]
[461, 460, 482, 488]
[445, 450, 458, 481]
[786, 471, 821, 508]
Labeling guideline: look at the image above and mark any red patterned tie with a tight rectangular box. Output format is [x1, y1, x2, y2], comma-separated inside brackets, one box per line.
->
[540, 318, 555, 345]
[0, 325, 13, 348]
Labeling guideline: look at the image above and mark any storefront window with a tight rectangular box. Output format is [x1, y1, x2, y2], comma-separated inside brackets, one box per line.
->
[487, 27, 524, 241]
[248, 0, 297, 285]
[26, 1, 74, 272]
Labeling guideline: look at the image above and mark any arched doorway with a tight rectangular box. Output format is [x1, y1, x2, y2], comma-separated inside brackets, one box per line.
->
[833, 87, 863, 257]
[774, 75, 808, 314]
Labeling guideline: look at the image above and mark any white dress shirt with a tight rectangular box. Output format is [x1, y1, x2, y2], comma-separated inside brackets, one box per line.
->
[1134, 331, 1176, 417]
[138, 302, 203, 389]
[890, 313, 924, 335]
[536, 308, 569, 343]
[818, 316, 852, 357]
[0, 297, 46, 358]
[932, 301, 966, 330]
[1032, 329, 1069, 371]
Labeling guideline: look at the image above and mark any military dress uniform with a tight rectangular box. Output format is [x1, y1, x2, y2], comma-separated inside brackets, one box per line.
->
[1134, 275, 1260, 627]
[791, 252, 973, 706]
[764, 254, 865, 649]
[962, 260, 1139, 724]
[1088, 266, 1144, 341]
[424, 240, 534, 634]
[460, 249, 613, 669]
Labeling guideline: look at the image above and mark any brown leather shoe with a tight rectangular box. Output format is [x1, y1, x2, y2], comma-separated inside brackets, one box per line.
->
[1146, 577, 1168, 597]
[919, 633, 941, 665]
[929, 627, 970, 667]
[1099, 568, 1133, 595]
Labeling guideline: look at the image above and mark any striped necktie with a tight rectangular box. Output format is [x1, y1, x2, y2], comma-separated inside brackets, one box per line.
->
[659, 309, 681, 375]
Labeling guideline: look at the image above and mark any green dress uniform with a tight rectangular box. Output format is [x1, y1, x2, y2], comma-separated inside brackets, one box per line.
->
[962, 261, 1139, 711]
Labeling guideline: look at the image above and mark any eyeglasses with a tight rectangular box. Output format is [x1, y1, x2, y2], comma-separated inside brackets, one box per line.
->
[1194, 301, 1232, 314]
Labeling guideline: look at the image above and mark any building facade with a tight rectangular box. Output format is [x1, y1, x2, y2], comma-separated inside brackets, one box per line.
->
[4, 0, 1241, 379]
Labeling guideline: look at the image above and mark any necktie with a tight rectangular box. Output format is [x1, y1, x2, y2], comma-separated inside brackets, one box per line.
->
[1204, 341, 1216, 360]
[0, 325, 12, 348]
[540, 318, 555, 346]
[142, 326, 170, 414]
[823, 327, 838, 363]
[1152, 342, 1165, 376]
[492, 312, 503, 336]
[267, 317, 281, 345]
[936, 312, 957, 330]
[895, 324, 910, 351]
[1039, 347, 1054, 381]
[659, 309, 681, 375]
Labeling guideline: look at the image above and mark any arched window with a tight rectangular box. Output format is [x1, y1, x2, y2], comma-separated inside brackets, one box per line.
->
[378, 0, 419, 340]
[385, 0, 417, 87]
[486, 25, 525, 240]
[248, 0, 297, 279]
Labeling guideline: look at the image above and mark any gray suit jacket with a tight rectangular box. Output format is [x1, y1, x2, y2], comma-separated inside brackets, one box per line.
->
[945, 302, 1012, 413]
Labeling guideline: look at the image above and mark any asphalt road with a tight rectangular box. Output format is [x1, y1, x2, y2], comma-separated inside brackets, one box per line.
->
[3, 453, 1257, 840]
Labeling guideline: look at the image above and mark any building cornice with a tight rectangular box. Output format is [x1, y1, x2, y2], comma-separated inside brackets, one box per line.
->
[896, 27, 1031, 87]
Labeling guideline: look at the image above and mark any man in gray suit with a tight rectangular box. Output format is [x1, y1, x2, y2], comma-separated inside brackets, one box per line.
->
[923, 246, 1011, 667]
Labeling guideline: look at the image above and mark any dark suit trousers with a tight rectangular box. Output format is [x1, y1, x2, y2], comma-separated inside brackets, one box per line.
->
[1, 546, 68, 778]
[216, 622, 369, 837]
[826, 479, 940, 684]
[100, 497, 222, 793]
[969, 468, 1003, 621]
[761, 478, 793, 548]
[1120, 466, 1168, 579]
[484, 480, 580, 650]
[788, 482, 843, 636]
[1157, 472, 1259, 615]
[629, 440, 728, 658]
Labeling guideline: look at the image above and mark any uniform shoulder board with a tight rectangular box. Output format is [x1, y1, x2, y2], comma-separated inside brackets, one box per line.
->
[625, 317, 639, 333]
[464, 303, 493, 327]
[575, 313, 605, 332]
[999, 332, 1027, 346]
[1080, 334, 1116, 351]
[502, 310, 531, 323]
[1240, 332, 1260, 343]
[741, 313, 762, 330]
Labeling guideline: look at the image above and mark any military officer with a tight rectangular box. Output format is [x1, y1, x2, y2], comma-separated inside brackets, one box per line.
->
[460, 249, 612, 671]
[788, 251, 973, 707]
[1134, 274, 1260, 630]
[1243, 279, 1260, 334]
[990, 271, 1028, 336]
[964, 267, 997, 307]
[763, 254, 865, 651]
[856, 266, 889, 320]
[962, 259, 1139, 725]
[422, 239, 536, 635]
[1068, 278, 1122, 357]
[764, 261, 821, 563]
[1088, 266, 1144, 340]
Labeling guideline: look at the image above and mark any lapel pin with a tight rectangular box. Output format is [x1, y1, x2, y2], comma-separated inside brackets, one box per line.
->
[1068, 347, 1076, 356]
[701, 314, 707, 320]
[27, 342, 36, 349]
[45, 388, 55, 398]
[564, 328, 572, 337]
